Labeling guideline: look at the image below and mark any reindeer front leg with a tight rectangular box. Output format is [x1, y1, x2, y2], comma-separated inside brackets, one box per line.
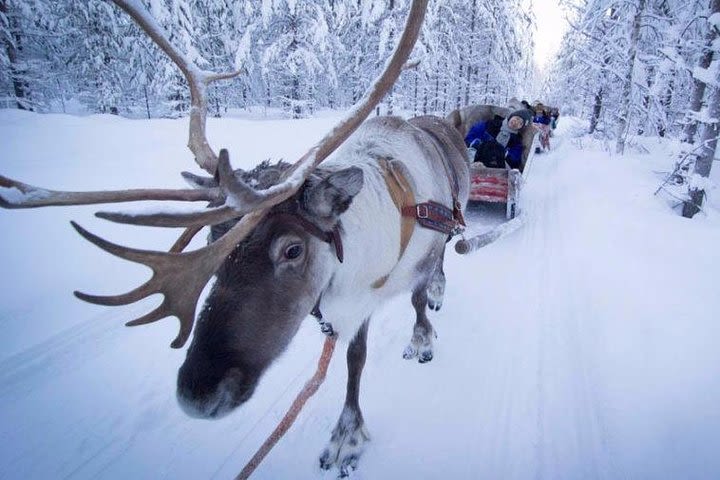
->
[320, 319, 370, 477]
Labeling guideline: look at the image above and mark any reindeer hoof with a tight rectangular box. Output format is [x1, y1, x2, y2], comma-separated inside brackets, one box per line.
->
[319, 451, 333, 470]
[339, 455, 359, 477]
[419, 350, 433, 363]
[404, 329, 435, 363]
[427, 299, 442, 311]
[320, 408, 369, 476]
[403, 345, 417, 360]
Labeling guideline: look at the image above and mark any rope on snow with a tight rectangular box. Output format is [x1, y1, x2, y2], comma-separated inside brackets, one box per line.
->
[235, 335, 338, 480]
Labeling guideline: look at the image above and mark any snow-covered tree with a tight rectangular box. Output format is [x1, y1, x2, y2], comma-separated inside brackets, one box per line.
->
[682, 0, 720, 218]
[0, 0, 31, 109]
[549, 0, 713, 148]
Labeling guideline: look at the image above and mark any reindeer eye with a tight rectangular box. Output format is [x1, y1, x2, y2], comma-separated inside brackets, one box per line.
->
[284, 244, 303, 260]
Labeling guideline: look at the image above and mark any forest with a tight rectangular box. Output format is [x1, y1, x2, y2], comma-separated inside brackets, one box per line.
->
[1, 0, 718, 212]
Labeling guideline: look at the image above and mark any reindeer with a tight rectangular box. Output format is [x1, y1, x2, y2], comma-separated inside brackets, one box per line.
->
[0, 0, 469, 475]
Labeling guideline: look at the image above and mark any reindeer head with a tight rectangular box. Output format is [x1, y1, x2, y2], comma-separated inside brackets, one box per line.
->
[177, 164, 363, 418]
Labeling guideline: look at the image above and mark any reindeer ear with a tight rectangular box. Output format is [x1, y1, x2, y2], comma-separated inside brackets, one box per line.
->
[256, 168, 283, 188]
[303, 167, 364, 219]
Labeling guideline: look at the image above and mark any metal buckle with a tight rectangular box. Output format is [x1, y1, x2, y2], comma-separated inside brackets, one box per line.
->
[451, 224, 466, 236]
[416, 204, 429, 219]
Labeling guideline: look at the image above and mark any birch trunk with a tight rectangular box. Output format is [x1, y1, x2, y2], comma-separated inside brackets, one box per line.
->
[0, 0, 31, 110]
[682, 0, 720, 218]
[682, 0, 720, 144]
[615, 0, 646, 154]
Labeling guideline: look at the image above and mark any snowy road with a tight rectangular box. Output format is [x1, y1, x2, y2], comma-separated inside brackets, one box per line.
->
[1, 112, 719, 479]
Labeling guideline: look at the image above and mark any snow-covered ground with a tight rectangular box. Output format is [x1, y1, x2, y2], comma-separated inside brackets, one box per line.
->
[1, 110, 719, 480]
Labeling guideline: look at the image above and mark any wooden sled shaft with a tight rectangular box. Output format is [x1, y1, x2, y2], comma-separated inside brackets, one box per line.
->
[454, 214, 524, 255]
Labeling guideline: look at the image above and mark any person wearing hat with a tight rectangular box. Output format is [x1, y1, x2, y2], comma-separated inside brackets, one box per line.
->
[465, 109, 533, 170]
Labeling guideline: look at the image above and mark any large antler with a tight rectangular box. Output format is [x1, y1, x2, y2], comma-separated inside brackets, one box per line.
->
[0, 0, 429, 348]
[112, 0, 243, 175]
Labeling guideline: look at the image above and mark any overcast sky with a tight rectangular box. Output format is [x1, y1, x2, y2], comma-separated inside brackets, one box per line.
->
[532, 0, 568, 71]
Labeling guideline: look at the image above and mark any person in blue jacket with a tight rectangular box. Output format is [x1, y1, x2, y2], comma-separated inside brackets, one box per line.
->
[533, 105, 552, 126]
[465, 109, 533, 170]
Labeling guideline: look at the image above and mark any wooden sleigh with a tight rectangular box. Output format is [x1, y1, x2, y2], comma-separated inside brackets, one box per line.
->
[468, 162, 522, 219]
[447, 104, 538, 253]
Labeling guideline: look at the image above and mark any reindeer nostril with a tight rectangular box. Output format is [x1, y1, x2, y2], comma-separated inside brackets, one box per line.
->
[220, 368, 245, 394]
[176, 363, 257, 419]
[219, 368, 257, 406]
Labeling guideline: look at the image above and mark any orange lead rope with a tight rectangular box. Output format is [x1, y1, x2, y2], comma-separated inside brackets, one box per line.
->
[235, 335, 338, 480]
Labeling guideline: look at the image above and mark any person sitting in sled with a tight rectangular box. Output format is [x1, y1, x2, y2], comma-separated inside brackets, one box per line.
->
[465, 109, 533, 171]
[533, 103, 552, 153]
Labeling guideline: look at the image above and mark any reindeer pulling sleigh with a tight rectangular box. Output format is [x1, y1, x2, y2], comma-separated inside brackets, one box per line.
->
[0, 0, 476, 477]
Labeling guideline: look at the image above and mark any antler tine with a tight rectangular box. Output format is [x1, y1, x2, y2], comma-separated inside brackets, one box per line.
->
[181, 171, 220, 190]
[74, 286, 155, 307]
[0, 174, 220, 209]
[169, 226, 203, 253]
[111, 0, 242, 175]
[123, 300, 193, 350]
[70, 221, 174, 266]
[124, 302, 171, 327]
[126, 300, 193, 349]
[95, 206, 237, 228]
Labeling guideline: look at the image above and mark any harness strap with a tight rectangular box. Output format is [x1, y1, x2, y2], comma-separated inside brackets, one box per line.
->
[377, 158, 416, 259]
[401, 201, 463, 236]
[267, 212, 344, 263]
[372, 158, 417, 289]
